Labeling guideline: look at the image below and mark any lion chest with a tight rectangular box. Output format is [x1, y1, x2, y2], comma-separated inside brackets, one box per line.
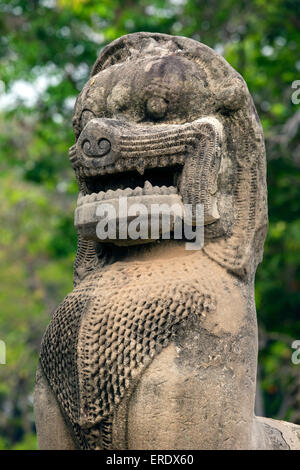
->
[40, 254, 240, 448]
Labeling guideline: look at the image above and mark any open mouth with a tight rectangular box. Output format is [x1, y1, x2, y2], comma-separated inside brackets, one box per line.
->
[74, 116, 224, 241]
[77, 165, 183, 206]
[74, 163, 186, 243]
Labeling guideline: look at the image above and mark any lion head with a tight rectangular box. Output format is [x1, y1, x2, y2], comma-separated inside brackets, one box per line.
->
[70, 32, 268, 283]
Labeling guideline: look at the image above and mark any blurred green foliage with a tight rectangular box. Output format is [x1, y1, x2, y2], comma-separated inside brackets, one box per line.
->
[0, 0, 299, 449]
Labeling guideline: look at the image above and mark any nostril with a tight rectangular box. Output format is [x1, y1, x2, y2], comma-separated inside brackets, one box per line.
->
[82, 137, 111, 158]
[77, 118, 121, 168]
[98, 138, 111, 156]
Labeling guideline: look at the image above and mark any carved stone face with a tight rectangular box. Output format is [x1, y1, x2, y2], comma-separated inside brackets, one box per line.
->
[71, 33, 268, 276]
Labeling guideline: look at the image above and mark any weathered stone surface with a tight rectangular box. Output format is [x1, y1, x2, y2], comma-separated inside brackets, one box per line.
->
[34, 32, 300, 450]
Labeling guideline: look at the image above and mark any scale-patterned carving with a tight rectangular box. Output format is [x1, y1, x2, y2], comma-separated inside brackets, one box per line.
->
[76, 258, 216, 448]
[39, 286, 93, 425]
[40, 255, 216, 449]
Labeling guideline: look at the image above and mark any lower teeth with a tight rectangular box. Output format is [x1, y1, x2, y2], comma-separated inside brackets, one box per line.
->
[77, 183, 178, 206]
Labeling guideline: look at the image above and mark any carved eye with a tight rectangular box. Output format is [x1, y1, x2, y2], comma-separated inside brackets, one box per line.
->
[216, 78, 246, 113]
[146, 96, 168, 119]
[80, 109, 95, 130]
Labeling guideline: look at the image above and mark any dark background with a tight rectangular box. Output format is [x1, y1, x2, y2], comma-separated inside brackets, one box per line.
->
[0, 0, 299, 449]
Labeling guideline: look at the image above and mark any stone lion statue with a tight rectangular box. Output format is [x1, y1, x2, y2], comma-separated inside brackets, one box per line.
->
[34, 32, 300, 450]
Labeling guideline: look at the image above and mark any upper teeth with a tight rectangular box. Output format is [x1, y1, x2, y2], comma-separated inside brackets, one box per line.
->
[144, 180, 152, 192]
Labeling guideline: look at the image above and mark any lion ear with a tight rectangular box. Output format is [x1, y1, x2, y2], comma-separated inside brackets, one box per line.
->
[203, 105, 268, 279]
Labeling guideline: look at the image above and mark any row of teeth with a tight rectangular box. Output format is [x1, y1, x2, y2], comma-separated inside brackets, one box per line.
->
[77, 181, 178, 206]
[76, 155, 185, 177]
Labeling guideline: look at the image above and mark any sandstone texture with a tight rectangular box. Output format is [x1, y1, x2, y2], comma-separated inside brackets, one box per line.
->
[34, 32, 300, 450]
